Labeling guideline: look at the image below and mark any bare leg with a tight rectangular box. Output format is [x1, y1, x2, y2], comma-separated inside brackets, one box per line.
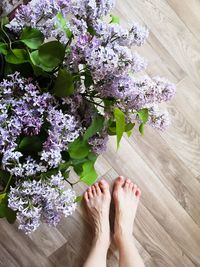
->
[113, 176, 145, 267]
[83, 179, 111, 267]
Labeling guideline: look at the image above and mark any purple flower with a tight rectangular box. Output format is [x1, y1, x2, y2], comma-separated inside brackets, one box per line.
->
[89, 130, 109, 154]
[8, 172, 77, 234]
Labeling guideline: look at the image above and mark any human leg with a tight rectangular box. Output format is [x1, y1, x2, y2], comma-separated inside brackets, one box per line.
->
[113, 176, 145, 267]
[83, 179, 111, 267]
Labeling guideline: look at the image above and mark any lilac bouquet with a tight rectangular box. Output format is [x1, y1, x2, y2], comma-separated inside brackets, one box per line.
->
[0, 0, 176, 234]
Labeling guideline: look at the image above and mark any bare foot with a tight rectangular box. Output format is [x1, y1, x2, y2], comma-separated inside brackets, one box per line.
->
[84, 179, 111, 249]
[113, 176, 141, 246]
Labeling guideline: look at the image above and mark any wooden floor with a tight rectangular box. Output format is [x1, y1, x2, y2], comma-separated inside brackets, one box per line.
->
[1, 0, 200, 266]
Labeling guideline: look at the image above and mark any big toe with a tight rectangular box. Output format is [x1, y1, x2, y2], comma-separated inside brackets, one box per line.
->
[114, 176, 124, 190]
[99, 179, 110, 195]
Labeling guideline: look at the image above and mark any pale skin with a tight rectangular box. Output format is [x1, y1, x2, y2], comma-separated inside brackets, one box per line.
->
[83, 176, 145, 267]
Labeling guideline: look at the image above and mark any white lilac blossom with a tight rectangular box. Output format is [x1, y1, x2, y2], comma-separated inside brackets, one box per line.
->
[8, 172, 77, 234]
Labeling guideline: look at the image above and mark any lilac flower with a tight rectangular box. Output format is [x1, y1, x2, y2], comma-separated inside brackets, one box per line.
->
[128, 22, 149, 46]
[89, 131, 109, 154]
[147, 105, 170, 131]
[8, 172, 77, 234]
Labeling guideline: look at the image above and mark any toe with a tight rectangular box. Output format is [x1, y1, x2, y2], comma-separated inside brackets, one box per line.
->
[132, 184, 137, 195]
[99, 179, 109, 194]
[129, 182, 134, 191]
[114, 176, 124, 190]
[88, 187, 93, 199]
[95, 182, 101, 195]
[92, 185, 97, 196]
[84, 191, 89, 202]
[124, 178, 131, 190]
[135, 188, 142, 198]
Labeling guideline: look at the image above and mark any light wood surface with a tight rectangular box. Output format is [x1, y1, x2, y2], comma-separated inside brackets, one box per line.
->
[1, 0, 200, 266]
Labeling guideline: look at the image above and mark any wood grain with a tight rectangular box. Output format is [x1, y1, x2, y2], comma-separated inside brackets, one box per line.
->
[0, 0, 200, 266]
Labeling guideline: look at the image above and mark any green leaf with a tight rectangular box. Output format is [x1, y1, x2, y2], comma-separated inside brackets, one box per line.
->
[0, 17, 9, 28]
[139, 123, 145, 135]
[5, 49, 29, 64]
[56, 13, 73, 39]
[30, 50, 53, 72]
[20, 27, 44, 49]
[87, 152, 97, 163]
[114, 107, 125, 148]
[125, 122, 135, 137]
[83, 115, 104, 141]
[38, 41, 65, 69]
[68, 138, 90, 159]
[54, 68, 74, 97]
[5, 207, 16, 224]
[87, 26, 96, 36]
[0, 193, 6, 203]
[0, 203, 6, 218]
[0, 42, 8, 55]
[84, 72, 94, 88]
[80, 161, 98, 185]
[137, 108, 149, 123]
[110, 15, 120, 24]
[75, 196, 83, 203]
[18, 136, 43, 153]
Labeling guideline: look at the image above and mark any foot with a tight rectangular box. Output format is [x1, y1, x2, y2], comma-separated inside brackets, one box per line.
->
[84, 179, 111, 249]
[113, 176, 141, 246]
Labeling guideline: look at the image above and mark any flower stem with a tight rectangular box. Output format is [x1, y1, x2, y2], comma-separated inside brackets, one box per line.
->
[4, 175, 13, 193]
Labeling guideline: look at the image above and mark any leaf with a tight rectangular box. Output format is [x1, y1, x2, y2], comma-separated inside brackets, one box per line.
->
[125, 122, 135, 137]
[0, 42, 8, 55]
[18, 136, 43, 153]
[84, 72, 94, 88]
[5, 207, 16, 224]
[139, 123, 145, 135]
[87, 152, 97, 163]
[38, 41, 65, 69]
[68, 138, 90, 159]
[0, 203, 6, 218]
[5, 49, 29, 64]
[87, 26, 96, 36]
[0, 193, 6, 203]
[114, 107, 125, 148]
[54, 68, 74, 97]
[75, 196, 83, 203]
[80, 161, 98, 185]
[137, 108, 149, 123]
[30, 50, 53, 73]
[20, 27, 44, 49]
[56, 13, 73, 39]
[0, 17, 9, 28]
[110, 15, 120, 24]
[83, 115, 104, 141]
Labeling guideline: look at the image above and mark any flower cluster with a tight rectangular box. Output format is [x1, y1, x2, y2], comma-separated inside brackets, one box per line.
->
[8, 172, 77, 234]
[0, 72, 81, 179]
[0, 0, 176, 233]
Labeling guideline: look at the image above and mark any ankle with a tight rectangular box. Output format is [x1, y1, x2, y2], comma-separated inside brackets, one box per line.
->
[113, 229, 134, 248]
